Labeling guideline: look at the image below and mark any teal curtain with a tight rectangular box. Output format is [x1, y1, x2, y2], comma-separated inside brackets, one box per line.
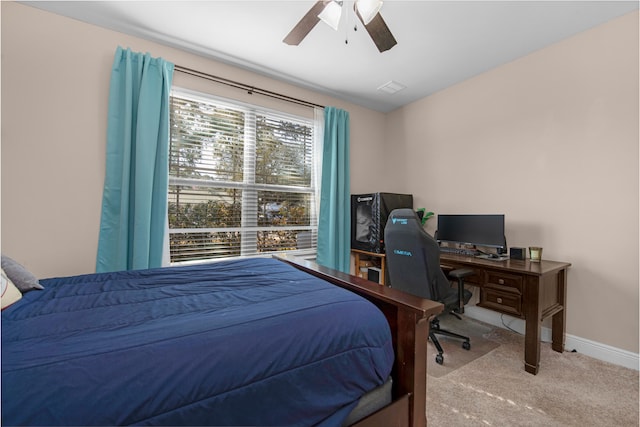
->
[96, 47, 174, 272]
[317, 107, 350, 273]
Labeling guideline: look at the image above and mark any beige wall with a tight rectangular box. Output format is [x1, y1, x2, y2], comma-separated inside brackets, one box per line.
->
[385, 11, 639, 353]
[1, 2, 385, 278]
[2, 3, 638, 355]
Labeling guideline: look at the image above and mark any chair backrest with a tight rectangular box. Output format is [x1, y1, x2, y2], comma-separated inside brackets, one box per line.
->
[384, 208, 451, 302]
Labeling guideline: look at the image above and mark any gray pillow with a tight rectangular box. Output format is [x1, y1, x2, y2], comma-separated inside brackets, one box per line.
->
[1, 255, 44, 293]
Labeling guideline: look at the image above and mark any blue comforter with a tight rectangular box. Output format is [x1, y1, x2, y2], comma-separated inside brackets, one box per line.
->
[1, 258, 394, 426]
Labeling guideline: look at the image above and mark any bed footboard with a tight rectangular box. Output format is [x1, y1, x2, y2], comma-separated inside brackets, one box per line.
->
[275, 255, 443, 427]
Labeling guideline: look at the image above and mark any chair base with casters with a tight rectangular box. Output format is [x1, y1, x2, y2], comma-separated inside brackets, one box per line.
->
[430, 268, 474, 365]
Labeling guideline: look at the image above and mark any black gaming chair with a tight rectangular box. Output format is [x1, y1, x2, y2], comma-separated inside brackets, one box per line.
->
[384, 208, 474, 365]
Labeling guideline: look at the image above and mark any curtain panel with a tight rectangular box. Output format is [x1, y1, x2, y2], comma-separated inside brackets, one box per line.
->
[317, 107, 350, 273]
[96, 47, 174, 272]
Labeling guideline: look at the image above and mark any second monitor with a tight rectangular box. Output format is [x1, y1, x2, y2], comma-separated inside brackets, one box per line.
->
[436, 214, 506, 253]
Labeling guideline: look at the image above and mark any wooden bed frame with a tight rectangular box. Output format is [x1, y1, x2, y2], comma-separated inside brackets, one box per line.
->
[276, 255, 443, 427]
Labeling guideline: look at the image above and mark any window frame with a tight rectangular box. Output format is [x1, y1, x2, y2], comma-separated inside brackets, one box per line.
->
[167, 87, 321, 265]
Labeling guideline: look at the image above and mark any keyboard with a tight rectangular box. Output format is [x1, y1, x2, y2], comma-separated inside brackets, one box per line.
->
[439, 247, 479, 257]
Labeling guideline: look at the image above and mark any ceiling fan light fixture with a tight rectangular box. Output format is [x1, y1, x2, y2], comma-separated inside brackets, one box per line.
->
[318, 1, 343, 31]
[356, 0, 383, 25]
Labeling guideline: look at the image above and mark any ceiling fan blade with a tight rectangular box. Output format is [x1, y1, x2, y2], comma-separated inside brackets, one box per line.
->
[355, 9, 397, 52]
[283, 1, 329, 46]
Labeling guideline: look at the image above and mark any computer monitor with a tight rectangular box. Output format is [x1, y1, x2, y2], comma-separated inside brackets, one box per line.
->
[436, 214, 506, 250]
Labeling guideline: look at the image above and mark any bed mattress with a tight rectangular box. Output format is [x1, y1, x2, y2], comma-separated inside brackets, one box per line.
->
[1, 258, 394, 426]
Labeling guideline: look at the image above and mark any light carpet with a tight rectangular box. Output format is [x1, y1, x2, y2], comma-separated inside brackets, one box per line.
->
[425, 317, 639, 426]
[427, 314, 501, 378]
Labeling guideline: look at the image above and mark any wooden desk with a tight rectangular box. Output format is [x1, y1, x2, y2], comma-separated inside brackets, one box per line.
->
[440, 254, 571, 375]
[352, 249, 387, 285]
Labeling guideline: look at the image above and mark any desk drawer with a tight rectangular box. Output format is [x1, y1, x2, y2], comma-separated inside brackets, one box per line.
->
[480, 271, 524, 317]
[485, 271, 523, 291]
[479, 287, 523, 317]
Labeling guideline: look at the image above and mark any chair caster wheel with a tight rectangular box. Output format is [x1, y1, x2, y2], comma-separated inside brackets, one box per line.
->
[462, 341, 471, 350]
[436, 354, 444, 365]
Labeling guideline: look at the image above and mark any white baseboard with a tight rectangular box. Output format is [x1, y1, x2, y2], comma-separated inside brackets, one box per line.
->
[463, 306, 639, 371]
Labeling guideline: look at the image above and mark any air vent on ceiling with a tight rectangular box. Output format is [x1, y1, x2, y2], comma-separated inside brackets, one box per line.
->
[377, 80, 406, 94]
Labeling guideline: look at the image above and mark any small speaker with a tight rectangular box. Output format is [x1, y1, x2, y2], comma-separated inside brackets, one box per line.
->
[367, 267, 382, 284]
[510, 247, 526, 260]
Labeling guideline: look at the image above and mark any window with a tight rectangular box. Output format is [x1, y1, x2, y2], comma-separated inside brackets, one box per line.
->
[168, 89, 320, 263]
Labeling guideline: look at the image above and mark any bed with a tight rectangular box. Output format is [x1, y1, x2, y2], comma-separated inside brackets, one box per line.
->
[1, 255, 443, 427]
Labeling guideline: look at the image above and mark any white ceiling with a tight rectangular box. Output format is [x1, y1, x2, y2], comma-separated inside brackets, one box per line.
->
[24, 1, 639, 112]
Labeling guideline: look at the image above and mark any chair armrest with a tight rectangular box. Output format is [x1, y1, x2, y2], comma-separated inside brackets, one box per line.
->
[447, 268, 474, 314]
[448, 268, 474, 280]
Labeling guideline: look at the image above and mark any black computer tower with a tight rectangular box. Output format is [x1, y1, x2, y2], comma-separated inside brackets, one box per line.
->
[351, 192, 413, 253]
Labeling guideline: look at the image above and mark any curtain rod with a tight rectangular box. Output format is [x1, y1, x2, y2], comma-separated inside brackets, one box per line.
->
[174, 65, 325, 110]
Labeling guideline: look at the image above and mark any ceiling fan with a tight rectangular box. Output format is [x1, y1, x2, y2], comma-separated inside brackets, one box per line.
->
[283, 0, 397, 53]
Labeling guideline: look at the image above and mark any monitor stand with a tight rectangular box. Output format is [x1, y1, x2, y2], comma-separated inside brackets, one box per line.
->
[475, 253, 510, 261]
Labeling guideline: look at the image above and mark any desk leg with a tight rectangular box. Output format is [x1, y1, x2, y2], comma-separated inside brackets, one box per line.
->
[523, 276, 542, 375]
[353, 252, 361, 277]
[551, 269, 568, 353]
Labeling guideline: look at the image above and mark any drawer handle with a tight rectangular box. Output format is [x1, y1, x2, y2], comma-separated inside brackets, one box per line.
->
[498, 279, 505, 285]
[497, 297, 503, 304]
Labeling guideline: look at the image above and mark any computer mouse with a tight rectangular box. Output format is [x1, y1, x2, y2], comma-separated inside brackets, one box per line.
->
[489, 254, 499, 259]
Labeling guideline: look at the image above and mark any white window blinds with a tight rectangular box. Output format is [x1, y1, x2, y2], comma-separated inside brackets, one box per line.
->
[168, 89, 319, 263]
